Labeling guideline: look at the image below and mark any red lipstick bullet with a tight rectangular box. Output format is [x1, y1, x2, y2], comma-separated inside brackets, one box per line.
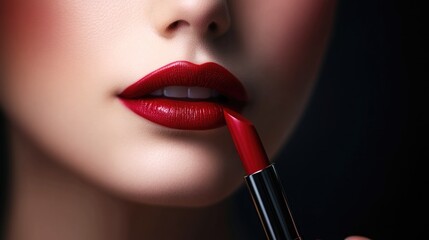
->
[224, 108, 302, 240]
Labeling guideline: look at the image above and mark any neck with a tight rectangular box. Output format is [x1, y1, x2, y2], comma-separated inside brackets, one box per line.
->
[6, 131, 237, 240]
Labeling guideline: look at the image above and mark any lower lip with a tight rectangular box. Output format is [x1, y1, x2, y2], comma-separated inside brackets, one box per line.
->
[120, 98, 240, 130]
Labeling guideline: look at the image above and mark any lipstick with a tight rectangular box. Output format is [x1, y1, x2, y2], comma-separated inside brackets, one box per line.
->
[224, 108, 302, 240]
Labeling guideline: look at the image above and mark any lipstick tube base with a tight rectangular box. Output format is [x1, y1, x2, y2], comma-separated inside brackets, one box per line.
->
[245, 164, 301, 240]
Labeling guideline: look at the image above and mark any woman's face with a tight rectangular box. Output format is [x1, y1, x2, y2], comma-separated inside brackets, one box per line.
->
[1, 0, 336, 206]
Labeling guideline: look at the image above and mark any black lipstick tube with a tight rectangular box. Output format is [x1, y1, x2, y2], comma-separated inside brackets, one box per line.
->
[245, 164, 302, 240]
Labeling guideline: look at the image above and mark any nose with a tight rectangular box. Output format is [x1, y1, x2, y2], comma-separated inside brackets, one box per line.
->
[151, 0, 231, 39]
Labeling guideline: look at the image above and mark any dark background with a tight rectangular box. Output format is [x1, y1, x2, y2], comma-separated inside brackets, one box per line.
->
[1, 0, 424, 239]
[232, 1, 423, 239]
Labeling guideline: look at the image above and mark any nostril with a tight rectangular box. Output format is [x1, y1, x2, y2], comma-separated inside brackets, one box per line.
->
[166, 20, 189, 32]
[167, 21, 179, 32]
[208, 22, 218, 32]
[167, 20, 219, 35]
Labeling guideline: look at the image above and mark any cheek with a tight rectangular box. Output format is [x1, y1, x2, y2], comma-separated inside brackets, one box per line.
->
[2, 1, 72, 97]
[1, 1, 124, 114]
[1, 1, 114, 165]
[233, 1, 337, 154]
[238, 0, 337, 71]
[1, 1, 59, 118]
[3, 1, 62, 57]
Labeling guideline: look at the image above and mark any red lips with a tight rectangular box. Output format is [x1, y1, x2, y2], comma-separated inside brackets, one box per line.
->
[118, 61, 248, 130]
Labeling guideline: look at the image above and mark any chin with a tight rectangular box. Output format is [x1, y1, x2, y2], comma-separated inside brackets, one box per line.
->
[81, 138, 246, 207]
[98, 165, 245, 208]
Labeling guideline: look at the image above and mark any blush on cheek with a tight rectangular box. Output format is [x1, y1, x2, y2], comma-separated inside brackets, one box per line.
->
[3, 1, 60, 53]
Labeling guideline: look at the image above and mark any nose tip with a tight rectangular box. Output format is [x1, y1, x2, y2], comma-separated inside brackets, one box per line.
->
[153, 0, 231, 39]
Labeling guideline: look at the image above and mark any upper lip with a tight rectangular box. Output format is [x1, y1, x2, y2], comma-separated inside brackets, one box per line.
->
[118, 61, 248, 103]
